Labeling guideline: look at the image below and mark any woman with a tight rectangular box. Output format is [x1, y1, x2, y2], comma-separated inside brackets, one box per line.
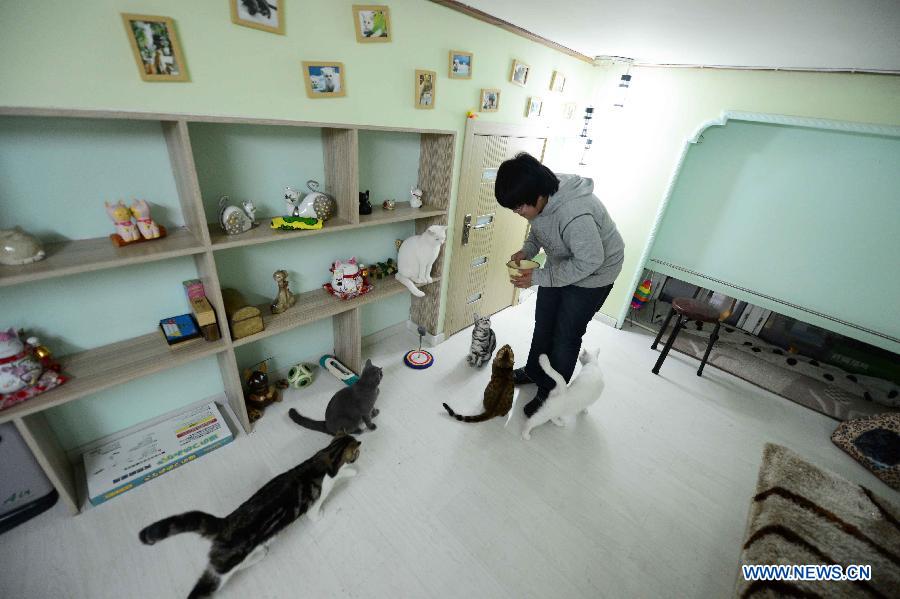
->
[495, 153, 625, 416]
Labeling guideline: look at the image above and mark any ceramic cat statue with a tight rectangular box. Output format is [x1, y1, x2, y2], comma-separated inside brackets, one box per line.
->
[323, 257, 372, 300]
[0, 328, 67, 411]
[409, 187, 423, 209]
[130, 199, 163, 240]
[294, 180, 336, 221]
[218, 196, 258, 236]
[0, 227, 45, 266]
[105, 200, 141, 243]
[395, 225, 447, 297]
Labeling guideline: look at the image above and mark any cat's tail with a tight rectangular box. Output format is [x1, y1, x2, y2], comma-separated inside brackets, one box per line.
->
[288, 408, 330, 434]
[396, 273, 425, 298]
[538, 354, 567, 391]
[442, 403, 493, 423]
[188, 568, 221, 599]
[139, 511, 223, 545]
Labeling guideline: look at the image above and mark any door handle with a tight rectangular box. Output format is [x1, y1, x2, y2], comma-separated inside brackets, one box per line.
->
[461, 214, 472, 245]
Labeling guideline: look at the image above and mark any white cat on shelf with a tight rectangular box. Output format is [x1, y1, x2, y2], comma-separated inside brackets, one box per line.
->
[395, 225, 447, 297]
[522, 348, 605, 440]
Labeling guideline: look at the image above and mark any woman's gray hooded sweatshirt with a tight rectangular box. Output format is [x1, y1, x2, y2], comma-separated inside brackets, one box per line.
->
[521, 174, 625, 288]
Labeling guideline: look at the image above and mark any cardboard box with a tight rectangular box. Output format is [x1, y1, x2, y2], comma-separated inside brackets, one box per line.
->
[83, 402, 233, 506]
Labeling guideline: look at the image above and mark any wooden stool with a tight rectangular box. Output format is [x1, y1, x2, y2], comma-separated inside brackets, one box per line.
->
[651, 296, 735, 376]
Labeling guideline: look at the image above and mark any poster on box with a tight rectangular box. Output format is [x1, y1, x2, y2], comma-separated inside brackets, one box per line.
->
[84, 402, 233, 506]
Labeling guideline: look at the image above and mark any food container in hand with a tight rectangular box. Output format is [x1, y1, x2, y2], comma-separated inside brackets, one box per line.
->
[506, 259, 540, 279]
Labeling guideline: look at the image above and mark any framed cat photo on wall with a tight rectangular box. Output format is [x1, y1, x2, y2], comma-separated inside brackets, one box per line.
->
[231, 0, 284, 35]
[525, 96, 543, 118]
[302, 62, 346, 98]
[480, 88, 500, 112]
[510, 59, 530, 87]
[353, 4, 391, 42]
[448, 50, 473, 79]
[415, 70, 436, 109]
[121, 13, 188, 82]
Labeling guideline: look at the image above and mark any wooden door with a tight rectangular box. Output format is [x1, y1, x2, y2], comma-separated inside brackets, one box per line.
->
[445, 132, 547, 337]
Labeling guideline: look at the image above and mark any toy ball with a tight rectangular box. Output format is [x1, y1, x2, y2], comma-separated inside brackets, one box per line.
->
[287, 362, 316, 388]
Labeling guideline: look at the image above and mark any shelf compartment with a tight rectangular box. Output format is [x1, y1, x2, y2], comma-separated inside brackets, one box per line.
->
[232, 276, 441, 348]
[0, 333, 228, 424]
[0, 227, 206, 288]
[208, 204, 447, 250]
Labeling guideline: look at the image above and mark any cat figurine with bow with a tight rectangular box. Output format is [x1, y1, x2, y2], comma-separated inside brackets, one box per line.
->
[522, 348, 604, 440]
[395, 225, 447, 298]
[130, 199, 162, 240]
[324, 257, 371, 300]
[105, 200, 141, 243]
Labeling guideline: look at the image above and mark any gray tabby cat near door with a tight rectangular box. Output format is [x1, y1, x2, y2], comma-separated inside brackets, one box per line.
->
[467, 312, 497, 367]
[138, 435, 361, 598]
[289, 359, 383, 435]
[395, 225, 447, 297]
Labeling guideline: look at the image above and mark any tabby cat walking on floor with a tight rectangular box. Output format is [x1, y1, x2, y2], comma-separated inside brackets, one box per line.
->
[444, 344, 515, 423]
[138, 435, 361, 598]
[466, 312, 497, 368]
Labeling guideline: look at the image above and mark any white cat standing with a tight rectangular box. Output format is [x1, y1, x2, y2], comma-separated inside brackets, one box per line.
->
[395, 225, 447, 297]
[522, 349, 604, 440]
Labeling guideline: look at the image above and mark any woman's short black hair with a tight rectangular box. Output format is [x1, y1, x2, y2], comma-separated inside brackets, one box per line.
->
[494, 152, 559, 209]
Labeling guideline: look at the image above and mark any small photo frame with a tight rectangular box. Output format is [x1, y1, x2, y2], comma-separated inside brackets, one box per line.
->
[550, 70, 566, 93]
[526, 97, 543, 118]
[480, 88, 501, 112]
[415, 70, 437, 109]
[563, 102, 577, 120]
[510, 59, 530, 87]
[353, 4, 391, 42]
[122, 13, 188, 82]
[448, 50, 473, 79]
[302, 62, 346, 98]
[230, 0, 284, 34]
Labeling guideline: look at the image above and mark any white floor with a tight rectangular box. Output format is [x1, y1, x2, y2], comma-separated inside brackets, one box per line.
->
[2, 296, 896, 599]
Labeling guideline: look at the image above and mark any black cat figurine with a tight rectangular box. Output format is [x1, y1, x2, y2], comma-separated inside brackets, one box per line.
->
[359, 190, 372, 215]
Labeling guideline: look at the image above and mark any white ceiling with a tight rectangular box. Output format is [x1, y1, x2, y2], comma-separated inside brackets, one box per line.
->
[461, 0, 900, 71]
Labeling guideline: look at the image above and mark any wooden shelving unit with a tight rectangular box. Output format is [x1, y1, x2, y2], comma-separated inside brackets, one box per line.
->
[0, 107, 455, 514]
[0, 227, 206, 287]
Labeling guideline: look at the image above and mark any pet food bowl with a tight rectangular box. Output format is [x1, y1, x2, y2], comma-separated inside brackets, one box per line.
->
[506, 259, 540, 278]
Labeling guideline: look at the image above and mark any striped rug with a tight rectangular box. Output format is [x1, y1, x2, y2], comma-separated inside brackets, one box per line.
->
[735, 444, 900, 598]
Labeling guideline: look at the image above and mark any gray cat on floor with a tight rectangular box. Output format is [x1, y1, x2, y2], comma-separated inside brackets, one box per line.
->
[289, 359, 383, 435]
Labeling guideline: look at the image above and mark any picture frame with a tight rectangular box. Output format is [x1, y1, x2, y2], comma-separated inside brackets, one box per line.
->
[414, 69, 437, 109]
[480, 88, 501, 112]
[230, 0, 284, 35]
[302, 62, 347, 98]
[563, 102, 577, 120]
[121, 13, 188, 82]
[353, 4, 392, 43]
[550, 70, 566, 93]
[525, 96, 543, 118]
[448, 50, 473, 79]
[510, 59, 530, 87]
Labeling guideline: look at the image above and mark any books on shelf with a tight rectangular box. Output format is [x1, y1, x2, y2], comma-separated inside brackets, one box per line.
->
[84, 402, 233, 506]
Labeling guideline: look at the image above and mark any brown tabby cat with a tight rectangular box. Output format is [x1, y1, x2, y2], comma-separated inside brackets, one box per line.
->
[443, 344, 515, 423]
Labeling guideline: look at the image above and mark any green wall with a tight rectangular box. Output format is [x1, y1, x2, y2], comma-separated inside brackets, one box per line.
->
[648, 120, 900, 352]
[0, 0, 596, 448]
[587, 67, 900, 326]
